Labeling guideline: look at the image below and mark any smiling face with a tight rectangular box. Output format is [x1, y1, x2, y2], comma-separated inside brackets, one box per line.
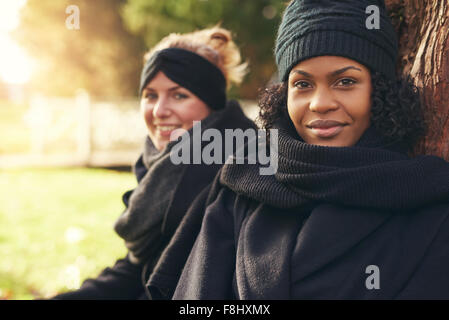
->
[140, 71, 211, 150]
[287, 56, 373, 147]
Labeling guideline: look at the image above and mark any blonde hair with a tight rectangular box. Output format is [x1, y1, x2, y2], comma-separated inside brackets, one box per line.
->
[144, 26, 248, 89]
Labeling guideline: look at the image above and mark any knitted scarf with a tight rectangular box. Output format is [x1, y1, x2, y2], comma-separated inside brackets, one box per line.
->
[222, 115, 449, 211]
[114, 100, 255, 265]
[215, 115, 449, 299]
[166, 114, 449, 300]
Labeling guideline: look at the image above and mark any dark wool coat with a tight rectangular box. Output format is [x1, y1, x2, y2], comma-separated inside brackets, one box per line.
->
[52, 100, 256, 300]
[171, 187, 449, 299]
[147, 117, 449, 300]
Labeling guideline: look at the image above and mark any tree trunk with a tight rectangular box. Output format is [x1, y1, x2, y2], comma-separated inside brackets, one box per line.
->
[386, 0, 449, 158]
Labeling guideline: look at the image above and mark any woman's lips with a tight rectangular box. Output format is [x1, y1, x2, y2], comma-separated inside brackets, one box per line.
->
[306, 120, 347, 138]
[309, 125, 346, 138]
[155, 125, 181, 137]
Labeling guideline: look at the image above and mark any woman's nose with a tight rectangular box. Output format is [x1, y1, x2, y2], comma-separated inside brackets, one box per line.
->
[309, 87, 339, 113]
[152, 97, 172, 118]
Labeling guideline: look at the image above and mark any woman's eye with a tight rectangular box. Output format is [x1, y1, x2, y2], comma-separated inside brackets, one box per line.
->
[144, 92, 157, 101]
[294, 81, 311, 89]
[174, 93, 188, 100]
[336, 78, 357, 87]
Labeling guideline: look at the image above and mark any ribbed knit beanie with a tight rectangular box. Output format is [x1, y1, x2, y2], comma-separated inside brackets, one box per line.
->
[275, 0, 398, 81]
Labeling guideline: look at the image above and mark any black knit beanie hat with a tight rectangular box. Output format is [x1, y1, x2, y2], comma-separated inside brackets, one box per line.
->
[275, 0, 398, 82]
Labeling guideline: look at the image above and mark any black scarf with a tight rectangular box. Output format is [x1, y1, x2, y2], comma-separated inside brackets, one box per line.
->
[114, 100, 255, 265]
[164, 113, 449, 300]
[222, 115, 449, 211]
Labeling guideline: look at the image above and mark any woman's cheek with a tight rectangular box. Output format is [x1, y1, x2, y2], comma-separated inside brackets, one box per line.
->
[140, 101, 152, 124]
[140, 99, 148, 113]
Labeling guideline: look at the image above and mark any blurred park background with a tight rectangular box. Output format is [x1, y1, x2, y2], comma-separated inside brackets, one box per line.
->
[0, 0, 285, 299]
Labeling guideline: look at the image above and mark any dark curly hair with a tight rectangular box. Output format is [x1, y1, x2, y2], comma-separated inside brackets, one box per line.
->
[257, 71, 427, 150]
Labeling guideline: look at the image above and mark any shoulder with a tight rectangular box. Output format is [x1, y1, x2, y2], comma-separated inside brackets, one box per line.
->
[415, 201, 449, 237]
[394, 202, 449, 298]
[220, 99, 257, 130]
[204, 185, 238, 219]
[203, 180, 261, 230]
[412, 201, 449, 225]
[133, 153, 148, 182]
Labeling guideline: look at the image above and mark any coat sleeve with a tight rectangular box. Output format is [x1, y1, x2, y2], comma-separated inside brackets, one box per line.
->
[51, 254, 145, 300]
[146, 170, 226, 299]
[172, 187, 237, 300]
[394, 209, 449, 299]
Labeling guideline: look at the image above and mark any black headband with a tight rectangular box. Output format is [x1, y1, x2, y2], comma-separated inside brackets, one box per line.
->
[139, 48, 227, 110]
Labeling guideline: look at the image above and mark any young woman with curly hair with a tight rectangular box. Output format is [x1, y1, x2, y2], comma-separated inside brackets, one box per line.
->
[258, 71, 426, 151]
[150, 0, 449, 300]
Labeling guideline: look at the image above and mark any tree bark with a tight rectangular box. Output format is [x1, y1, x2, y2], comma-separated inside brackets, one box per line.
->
[386, 0, 449, 158]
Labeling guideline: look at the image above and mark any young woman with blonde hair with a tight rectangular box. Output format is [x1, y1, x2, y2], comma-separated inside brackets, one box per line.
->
[53, 25, 255, 300]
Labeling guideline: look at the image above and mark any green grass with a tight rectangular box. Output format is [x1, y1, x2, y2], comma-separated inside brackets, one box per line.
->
[0, 167, 136, 299]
